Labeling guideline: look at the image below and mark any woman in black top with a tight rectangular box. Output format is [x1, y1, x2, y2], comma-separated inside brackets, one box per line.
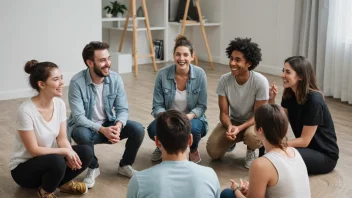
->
[272, 56, 339, 174]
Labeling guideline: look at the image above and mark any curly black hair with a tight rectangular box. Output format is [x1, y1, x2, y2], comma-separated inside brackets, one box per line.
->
[225, 37, 262, 70]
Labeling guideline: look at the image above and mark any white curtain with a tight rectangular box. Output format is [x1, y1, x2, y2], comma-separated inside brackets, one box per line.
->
[323, 0, 352, 104]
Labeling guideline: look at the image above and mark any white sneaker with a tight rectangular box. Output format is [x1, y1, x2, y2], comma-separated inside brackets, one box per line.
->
[83, 168, 100, 189]
[244, 149, 256, 169]
[151, 147, 162, 162]
[117, 165, 138, 178]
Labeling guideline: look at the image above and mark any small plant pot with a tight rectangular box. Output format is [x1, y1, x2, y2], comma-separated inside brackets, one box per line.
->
[106, 13, 112, 18]
[117, 13, 123, 18]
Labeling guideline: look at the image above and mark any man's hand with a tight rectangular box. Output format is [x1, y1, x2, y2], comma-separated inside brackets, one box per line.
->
[101, 126, 120, 144]
[226, 125, 239, 141]
[186, 113, 196, 120]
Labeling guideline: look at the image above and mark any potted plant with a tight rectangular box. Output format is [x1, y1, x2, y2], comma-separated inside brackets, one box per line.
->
[104, 1, 128, 18]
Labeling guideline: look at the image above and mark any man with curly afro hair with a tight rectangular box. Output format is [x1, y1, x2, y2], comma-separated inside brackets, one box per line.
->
[206, 38, 269, 169]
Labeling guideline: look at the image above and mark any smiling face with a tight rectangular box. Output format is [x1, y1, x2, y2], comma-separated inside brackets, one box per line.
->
[88, 49, 111, 78]
[282, 62, 301, 91]
[174, 46, 194, 71]
[228, 50, 251, 76]
[38, 68, 64, 97]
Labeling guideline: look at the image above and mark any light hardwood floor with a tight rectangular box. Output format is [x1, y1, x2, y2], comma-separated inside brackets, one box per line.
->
[0, 61, 351, 198]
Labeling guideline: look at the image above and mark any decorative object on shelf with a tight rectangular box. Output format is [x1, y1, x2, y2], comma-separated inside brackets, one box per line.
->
[106, 13, 112, 18]
[153, 39, 164, 60]
[137, 6, 144, 17]
[175, 0, 199, 22]
[103, 1, 127, 18]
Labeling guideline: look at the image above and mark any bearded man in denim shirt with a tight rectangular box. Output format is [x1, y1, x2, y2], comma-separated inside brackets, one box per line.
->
[68, 41, 144, 189]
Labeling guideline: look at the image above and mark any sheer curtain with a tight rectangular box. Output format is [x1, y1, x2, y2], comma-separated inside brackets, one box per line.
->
[323, 0, 352, 104]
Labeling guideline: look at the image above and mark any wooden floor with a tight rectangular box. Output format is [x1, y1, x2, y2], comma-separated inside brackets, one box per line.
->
[1, 61, 351, 198]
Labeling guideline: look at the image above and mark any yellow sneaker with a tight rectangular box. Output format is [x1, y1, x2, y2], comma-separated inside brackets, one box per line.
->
[59, 180, 88, 195]
[37, 188, 57, 198]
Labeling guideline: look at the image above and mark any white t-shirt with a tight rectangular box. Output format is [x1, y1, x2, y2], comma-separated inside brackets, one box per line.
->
[92, 83, 107, 125]
[216, 71, 269, 123]
[171, 88, 188, 113]
[9, 97, 67, 170]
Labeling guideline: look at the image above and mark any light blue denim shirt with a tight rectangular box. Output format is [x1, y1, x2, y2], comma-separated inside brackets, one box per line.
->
[152, 64, 208, 129]
[67, 69, 128, 135]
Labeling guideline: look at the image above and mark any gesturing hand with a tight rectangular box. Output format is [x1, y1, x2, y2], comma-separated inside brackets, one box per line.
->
[230, 178, 249, 196]
[269, 82, 278, 100]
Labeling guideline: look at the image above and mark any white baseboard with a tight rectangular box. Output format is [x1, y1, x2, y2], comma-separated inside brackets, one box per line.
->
[0, 72, 76, 101]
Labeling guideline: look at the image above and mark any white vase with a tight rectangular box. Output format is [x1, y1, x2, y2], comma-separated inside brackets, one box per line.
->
[106, 13, 112, 18]
[117, 13, 122, 18]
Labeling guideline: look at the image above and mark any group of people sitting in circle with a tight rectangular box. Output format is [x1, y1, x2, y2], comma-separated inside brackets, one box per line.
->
[9, 35, 339, 198]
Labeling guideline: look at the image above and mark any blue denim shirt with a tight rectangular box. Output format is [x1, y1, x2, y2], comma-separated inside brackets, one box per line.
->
[67, 69, 128, 135]
[152, 64, 208, 130]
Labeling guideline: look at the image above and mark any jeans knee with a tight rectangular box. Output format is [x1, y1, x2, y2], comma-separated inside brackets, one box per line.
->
[128, 121, 145, 141]
[220, 188, 235, 198]
[72, 127, 93, 145]
[147, 120, 156, 141]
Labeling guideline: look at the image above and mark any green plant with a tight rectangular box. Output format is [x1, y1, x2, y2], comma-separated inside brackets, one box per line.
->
[104, 1, 128, 17]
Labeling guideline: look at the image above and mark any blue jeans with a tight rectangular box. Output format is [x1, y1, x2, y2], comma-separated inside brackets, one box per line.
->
[147, 118, 206, 151]
[72, 120, 144, 169]
[221, 188, 236, 198]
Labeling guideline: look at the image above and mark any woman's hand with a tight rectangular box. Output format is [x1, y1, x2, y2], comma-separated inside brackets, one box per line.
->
[230, 178, 249, 196]
[65, 149, 82, 171]
[269, 82, 278, 102]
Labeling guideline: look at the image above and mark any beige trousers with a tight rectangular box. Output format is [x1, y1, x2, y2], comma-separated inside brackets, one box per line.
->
[206, 120, 262, 159]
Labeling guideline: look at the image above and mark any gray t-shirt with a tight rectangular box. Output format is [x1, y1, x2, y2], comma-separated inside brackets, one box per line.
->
[127, 160, 220, 198]
[216, 71, 269, 122]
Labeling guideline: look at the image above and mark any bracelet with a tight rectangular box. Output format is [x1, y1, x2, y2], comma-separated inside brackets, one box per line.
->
[233, 186, 240, 193]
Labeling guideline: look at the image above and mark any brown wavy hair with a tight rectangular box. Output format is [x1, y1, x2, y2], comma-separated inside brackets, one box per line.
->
[255, 104, 288, 151]
[283, 56, 321, 104]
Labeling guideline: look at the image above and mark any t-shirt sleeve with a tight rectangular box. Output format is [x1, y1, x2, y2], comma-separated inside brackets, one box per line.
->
[58, 99, 67, 123]
[216, 75, 226, 96]
[255, 74, 269, 101]
[127, 175, 140, 198]
[281, 96, 289, 108]
[303, 94, 324, 126]
[17, 108, 34, 131]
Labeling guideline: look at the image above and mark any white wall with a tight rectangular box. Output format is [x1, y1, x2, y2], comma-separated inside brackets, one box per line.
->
[193, 0, 295, 76]
[0, 0, 101, 100]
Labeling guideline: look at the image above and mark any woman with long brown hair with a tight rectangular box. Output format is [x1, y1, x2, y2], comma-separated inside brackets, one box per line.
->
[275, 56, 339, 174]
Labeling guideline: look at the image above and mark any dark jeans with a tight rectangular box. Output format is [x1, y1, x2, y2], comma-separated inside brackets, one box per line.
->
[221, 188, 236, 198]
[72, 120, 145, 169]
[11, 145, 93, 193]
[147, 118, 206, 151]
[296, 147, 337, 174]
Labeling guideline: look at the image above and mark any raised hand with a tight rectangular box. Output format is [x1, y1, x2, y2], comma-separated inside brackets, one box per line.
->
[269, 82, 278, 101]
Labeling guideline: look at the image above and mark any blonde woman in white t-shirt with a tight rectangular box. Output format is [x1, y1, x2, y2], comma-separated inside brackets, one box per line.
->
[9, 60, 93, 198]
[221, 104, 311, 198]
